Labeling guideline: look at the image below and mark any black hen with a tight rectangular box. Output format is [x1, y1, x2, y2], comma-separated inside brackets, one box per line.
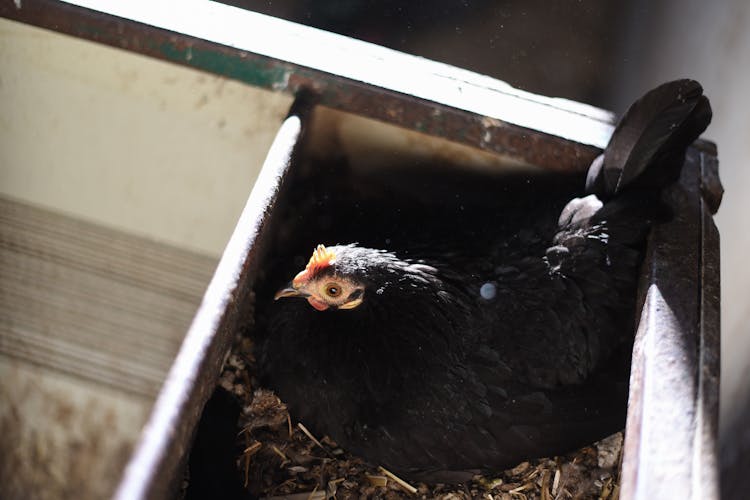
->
[260, 80, 712, 480]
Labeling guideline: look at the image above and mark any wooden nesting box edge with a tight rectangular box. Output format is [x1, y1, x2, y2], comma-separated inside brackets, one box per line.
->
[113, 104, 310, 500]
[620, 147, 720, 500]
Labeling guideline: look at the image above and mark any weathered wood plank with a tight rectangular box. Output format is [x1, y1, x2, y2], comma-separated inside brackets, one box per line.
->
[0, 196, 217, 398]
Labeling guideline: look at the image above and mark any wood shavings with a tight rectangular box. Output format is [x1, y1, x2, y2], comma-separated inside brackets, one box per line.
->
[271, 445, 290, 465]
[540, 469, 552, 500]
[552, 466, 561, 496]
[243, 441, 262, 455]
[306, 484, 319, 500]
[365, 474, 388, 487]
[296, 422, 332, 457]
[378, 465, 418, 495]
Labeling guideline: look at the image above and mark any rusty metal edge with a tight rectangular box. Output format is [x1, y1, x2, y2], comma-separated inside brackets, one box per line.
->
[0, 0, 612, 172]
[112, 101, 309, 500]
[620, 148, 720, 500]
[694, 151, 720, 499]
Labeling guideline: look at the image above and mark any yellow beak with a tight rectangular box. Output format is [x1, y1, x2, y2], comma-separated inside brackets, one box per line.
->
[274, 283, 308, 300]
[338, 297, 364, 310]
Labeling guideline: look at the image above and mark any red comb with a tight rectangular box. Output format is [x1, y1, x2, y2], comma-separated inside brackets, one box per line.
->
[293, 244, 336, 285]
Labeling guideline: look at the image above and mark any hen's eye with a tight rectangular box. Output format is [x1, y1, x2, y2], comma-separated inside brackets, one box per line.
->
[325, 283, 342, 297]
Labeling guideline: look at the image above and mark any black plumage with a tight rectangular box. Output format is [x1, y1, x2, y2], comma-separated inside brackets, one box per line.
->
[257, 80, 712, 480]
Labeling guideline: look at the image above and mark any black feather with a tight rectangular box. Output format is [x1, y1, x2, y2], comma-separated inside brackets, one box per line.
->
[587, 79, 712, 198]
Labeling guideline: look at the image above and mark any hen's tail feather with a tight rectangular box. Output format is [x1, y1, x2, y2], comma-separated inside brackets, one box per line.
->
[549, 79, 712, 316]
[586, 79, 712, 199]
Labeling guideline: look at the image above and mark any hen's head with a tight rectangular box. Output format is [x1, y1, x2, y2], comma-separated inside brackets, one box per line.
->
[274, 244, 440, 312]
[274, 244, 368, 311]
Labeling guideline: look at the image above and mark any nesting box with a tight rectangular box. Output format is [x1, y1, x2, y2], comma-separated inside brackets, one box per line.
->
[0, 2, 721, 499]
[116, 102, 719, 499]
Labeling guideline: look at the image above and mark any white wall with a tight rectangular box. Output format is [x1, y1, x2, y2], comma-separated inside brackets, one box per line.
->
[0, 19, 293, 257]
